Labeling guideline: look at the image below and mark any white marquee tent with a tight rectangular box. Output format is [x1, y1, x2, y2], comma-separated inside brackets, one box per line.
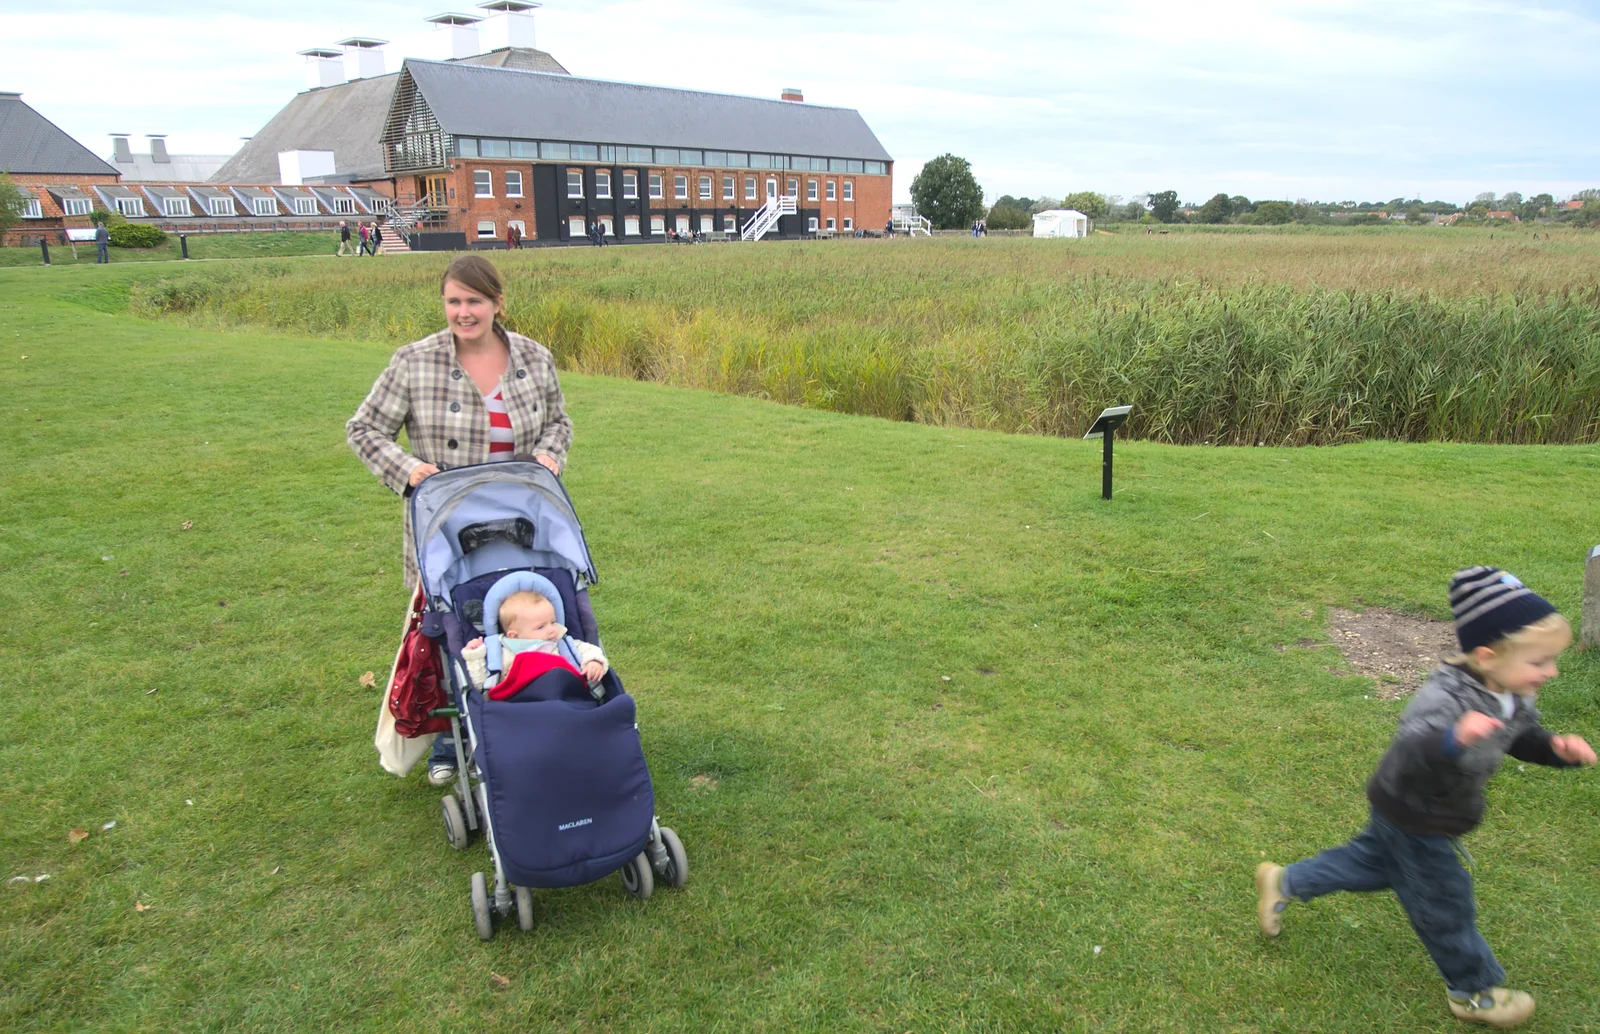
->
[1032, 209, 1089, 238]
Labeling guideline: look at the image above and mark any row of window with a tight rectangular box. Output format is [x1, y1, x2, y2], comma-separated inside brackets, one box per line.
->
[456, 138, 887, 176]
[477, 214, 854, 239]
[472, 168, 859, 203]
[24, 192, 359, 219]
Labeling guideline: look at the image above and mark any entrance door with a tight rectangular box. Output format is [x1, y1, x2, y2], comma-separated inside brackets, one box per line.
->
[421, 174, 448, 205]
[765, 178, 777, 200]
[532, 165, 559, 241]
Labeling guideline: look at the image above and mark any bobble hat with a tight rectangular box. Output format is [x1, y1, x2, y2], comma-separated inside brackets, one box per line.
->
[1449, 566, 1558, 653]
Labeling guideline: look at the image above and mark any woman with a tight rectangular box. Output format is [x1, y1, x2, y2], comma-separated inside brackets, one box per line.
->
[347, 253, 572, 785]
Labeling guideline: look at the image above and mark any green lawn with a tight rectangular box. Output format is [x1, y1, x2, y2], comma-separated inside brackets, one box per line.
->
[0, 230, 353, 267]
[3, 261, 1599, 1034]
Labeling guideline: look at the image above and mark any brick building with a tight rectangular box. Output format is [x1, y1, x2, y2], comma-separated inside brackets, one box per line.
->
[0, 91, 121, 246]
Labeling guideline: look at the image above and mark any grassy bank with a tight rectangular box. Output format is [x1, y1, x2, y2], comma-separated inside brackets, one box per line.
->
[0, 230, 349, 268]
[4, 262, 1600, 1033]
[122, 232, 1600, 446]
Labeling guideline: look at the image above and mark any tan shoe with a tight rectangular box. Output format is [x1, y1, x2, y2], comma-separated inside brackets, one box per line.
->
[1255, 862, 1288, 936]
[1448, 988, 1535, 1029]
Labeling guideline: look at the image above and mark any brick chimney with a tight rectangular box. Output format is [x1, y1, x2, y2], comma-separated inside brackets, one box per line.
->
[780, 87, 804, 102]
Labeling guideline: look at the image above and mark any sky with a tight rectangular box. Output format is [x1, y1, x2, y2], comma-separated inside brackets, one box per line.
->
[4, 0, 1598, 206]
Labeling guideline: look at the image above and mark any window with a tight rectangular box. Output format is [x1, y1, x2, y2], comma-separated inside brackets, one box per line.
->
[510, 141, 537, 158]
[865, 161, 887, 175]
[705, 151, 727, 167]
[568, 216, 586, 236]
[293, 197, 318, 216]
[843, 180, 854, 201]
[541, 142, 570, 160]
[650, 214, 665, 235]
[505, 170, 524, 198]
[656, 148, 679, 165]
[675, 214, 691, 234]
[567, 170, 583, 198]
[63, 198, 93, 216]
[745, 177, 756, 201]
[624, 215, 641, 236]
[622, 171, 638, 199]
[698, 175, 711, 200]
[458, 138, 478, 157]
[251, 197, 276, 216]
[726, 152, 748, 168]
[478, 220, 498, 239]
[626, 147, 652, 163]
[847, 160, 863, 174]
[826, 217, 836, 230]
[161, 196, 191, 217]
[508, 219, 526, 239]
[571, 144, 598, 161]
[807, 216, 819, 232]
[115, 196, 145, 217]
[723, 214, 736, 232]
[475, 170, 493, 197]
[723, 176, 734, 200]
[208, 196, 235, 216]
[786, 178, 798, 197]
[595, 171, 611, 199]
[699, 214, 713, 233]
[826, 181, 836, 201]
[598, 216, 613, 234]
[679, 150, 702, 166]
[480, 139, 510, 158]
[830, 158, 848, 172]
[843, 217, 853, 230]
[330, 196, 357, 214]
[807, 180, 818, 201]
[21, 196, 41, 219]
[674, 175, 687, 199]
[648, 173, 663, 199]
[599, 145, 616, 162]
[767, 178, 778, 199]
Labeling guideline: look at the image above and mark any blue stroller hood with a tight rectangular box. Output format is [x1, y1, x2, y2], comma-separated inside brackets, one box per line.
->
[480, 570, 582, 687]
[410, 461, 597, 606]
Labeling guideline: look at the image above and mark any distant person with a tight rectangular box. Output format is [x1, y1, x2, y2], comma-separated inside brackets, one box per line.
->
[885, 219, 895, 238]
[1256, 568, 1595, 1030]
[358, 223, 373, 256]
[337, 220, 354, 257]
[94, 221, 110, 264]
[371, 223, 384, 255]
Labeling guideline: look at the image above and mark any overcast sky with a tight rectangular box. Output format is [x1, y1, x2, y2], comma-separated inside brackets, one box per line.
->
[5, 0, 1597, 205]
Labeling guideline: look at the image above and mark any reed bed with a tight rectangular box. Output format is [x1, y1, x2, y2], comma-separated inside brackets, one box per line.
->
[127, 232, 1600, 445]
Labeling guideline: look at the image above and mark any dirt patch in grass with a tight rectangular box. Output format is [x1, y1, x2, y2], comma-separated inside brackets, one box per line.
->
[1326, 607, 1458, 698]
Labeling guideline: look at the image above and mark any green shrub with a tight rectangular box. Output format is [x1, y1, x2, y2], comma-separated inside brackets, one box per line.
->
[108, 223, 167, 248]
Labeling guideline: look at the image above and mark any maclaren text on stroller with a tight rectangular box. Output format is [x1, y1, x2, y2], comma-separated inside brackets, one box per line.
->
[410, 461, 687, 939]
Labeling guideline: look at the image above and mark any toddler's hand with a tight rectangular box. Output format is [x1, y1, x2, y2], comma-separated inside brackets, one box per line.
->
[581, 660, 606, 683]
[466, 637, 483, 651]
[1552, 735, 1597, 766]
[1455, 710, 1503, 747]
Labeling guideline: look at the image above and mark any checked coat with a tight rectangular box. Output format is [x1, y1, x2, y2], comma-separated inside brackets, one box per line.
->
[347, 324, 574, 587]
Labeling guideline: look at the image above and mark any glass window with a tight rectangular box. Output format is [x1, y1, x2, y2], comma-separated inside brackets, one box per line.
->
[843, 217, 853, 230]
[541, 142, 570, 160]
[745, 177, 756, 201]
[649, 173, 663, 199]
[624, 215, 640, 235]
[510, 140, 537, 158]
[571, 144, 598, 161]
[330, 196, 356, 214]
[475, 170, 493, 197]
[787, 178, 798, 196]
[623, 171, 638, 199]
[656, 148, 679, 165]
[826, 181, 836, 201]
[846, 160, 863, 174]
[598, 216, 613, 234]
[595, 170, 612, 198]
[251, 197, 276, 216]
[680, 150, 702, 166]
[293, 197, 317, 215]
[826, 217, 836, 230]
[829, 158, 848, 172]
[676, 214, 691, 234]
[567, 170, 583, 198]
[207, 196, 233, 216]
[723, 214, 736, 231]
[807, 180, 818, 201]
[705, 151, 727, 167]
[599, 145, 616, 162]
[864, 161, 886, 175]
[477, 220, 497, 239]
[479, 139, 509, 158]
[505, 170, 524, 197]
[650, 214, 665, 235]
[509, 219, 526, 238]
[843, 180, 853, 201]
[723, 175, 734, 200]
[674, 175, 688, 199]
[748, 154, 770, 170]
[568, 216, 585, 235]
[22, 196, 42, 218]
[162, 196, 191, 216]
[699, 175, 711, 199]
[457, 137, 479, 157]
[807, 216, 818, 232]
[627, 147, 652, 163]
[63, 197, 93, 216]
[727, 153, 748, 168]
[116, 196, 145, 217]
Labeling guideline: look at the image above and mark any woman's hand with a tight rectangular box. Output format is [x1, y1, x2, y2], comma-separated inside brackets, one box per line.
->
[533, 454, 560, 475]
[408, 462, 441, 487]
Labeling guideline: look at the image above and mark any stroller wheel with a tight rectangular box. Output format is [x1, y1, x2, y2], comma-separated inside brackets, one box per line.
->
[658, 826, 689, 888]
[515, 886, 534, 931]
[470, 871, 494, 941]
[620, 852, 654, 900]
[441, 794, 468, 851]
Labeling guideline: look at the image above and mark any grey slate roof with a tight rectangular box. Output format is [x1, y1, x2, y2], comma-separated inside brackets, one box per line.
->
[210, 47, 569, 184]
[111, 153, 231, 182]
[0, 93, 119, 176]
[403, 60, 893, 161]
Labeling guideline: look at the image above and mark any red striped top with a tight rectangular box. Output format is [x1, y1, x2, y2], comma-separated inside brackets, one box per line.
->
[485, 390, 514, 459]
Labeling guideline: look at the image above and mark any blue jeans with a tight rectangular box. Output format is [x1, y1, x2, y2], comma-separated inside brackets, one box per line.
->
[1284, 808, 1504, 995]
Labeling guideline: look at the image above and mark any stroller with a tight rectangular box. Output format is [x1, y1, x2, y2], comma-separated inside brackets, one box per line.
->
[408, 460, 687, 939]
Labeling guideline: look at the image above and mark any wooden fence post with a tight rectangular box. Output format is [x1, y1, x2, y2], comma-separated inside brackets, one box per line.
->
[1584, 545, 1600, 651]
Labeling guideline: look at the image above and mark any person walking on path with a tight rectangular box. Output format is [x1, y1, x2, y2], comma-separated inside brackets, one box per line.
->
[346, 254, 573, 787]
[94, 221, 110, 264]
[358, 222, 372, 256]
[1256, 568, 1594, 1030]
[371, 223, 384, 255]
[337, 220, 354, 256]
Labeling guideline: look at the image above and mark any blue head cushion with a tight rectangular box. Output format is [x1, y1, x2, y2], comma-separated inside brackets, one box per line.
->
[483, 571, 566, 682]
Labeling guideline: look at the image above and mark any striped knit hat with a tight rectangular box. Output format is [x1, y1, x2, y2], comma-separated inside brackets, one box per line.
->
[1449, 567, 1558, 653]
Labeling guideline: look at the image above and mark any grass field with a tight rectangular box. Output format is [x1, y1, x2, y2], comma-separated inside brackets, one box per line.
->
[122, 230, 1600, 446]
[0, 231, 351, 268]
[4, 256, 1600, 1034]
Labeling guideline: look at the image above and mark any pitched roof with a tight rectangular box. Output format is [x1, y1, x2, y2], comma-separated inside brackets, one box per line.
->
[0, 93, 118, 176]
[112, 152, 232, 183]
[402, 59, 893, 161]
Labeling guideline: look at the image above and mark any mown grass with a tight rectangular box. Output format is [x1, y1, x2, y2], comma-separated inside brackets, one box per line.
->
[3, 261, 1600, 1034]
[122, 231, 1600, 446]
[0, 231, 352, 268]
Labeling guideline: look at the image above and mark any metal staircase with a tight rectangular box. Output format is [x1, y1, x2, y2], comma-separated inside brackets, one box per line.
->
[741, 194, 797, 241]
[384, 194, 447, 241]
[895, 212, 933, 237]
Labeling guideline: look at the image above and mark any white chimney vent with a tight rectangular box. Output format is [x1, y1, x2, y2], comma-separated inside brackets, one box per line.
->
[147, 135, 171, 163]
[781, 87, 804, 103]
[110, 134, 134, 163]
[477, 1, 539, 49]
[298, 48, 346, 89]
[278, 149, 336, 185]
[336, 37, 388, 80]
[426, 12, 484, 59]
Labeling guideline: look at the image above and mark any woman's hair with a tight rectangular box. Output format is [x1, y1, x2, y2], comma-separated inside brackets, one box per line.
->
[1446, 612, 1572, 670]
[440, 254, 504, 302]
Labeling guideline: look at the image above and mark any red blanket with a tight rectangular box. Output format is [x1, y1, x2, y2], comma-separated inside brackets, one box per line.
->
[487, 649, 583, 702]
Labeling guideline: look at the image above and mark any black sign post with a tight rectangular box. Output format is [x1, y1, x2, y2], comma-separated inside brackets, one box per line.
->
[1083, 405, 1132, 500]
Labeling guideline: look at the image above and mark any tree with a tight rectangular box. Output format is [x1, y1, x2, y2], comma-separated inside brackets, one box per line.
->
[990, 195, 1034, 213]
[1123, 201, 1146, 221]
[1061, 191, 1107, 220]
[1230, 195, 1254, 216]
[0, 173, 30, 242]
[1251, 200, 1294, 224]
[1146, 190, 1180, 223]
[1196, 192, 1232, 224]
[910, 154, 985, 230]
[1499, 191, 1523, 210]
[984, 203, 1032, 230]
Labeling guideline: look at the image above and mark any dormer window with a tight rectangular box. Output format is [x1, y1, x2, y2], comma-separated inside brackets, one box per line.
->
[116, 197, 145, 217]
[330, 196, 356, 215]
[293, 197, 317, 216]
[162, 197, 191, 217]
[208, 196, 235, 216]
[22, 196, 42, 219]
[62, 198, 92, 216]
[252, 197, 277, 216]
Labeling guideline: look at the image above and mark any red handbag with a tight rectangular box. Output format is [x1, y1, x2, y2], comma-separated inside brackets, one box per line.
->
[388, 588, 451, 737]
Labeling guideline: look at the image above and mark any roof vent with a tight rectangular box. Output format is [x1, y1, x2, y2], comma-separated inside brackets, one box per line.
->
[477, 1, 539, 49]
[297, 47, 346, 89]
[427, 12, 483, 59]
[337, 37, 388, 80]
[148, 135, 171, 163]
[780, 87, 804, 103]
[110, 133, 134, 163]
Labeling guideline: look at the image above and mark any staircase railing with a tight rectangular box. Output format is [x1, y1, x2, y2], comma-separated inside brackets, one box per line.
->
[741, 194, 797, 241]
[894, 212, 933, 237]
[384, 193, 448, 237]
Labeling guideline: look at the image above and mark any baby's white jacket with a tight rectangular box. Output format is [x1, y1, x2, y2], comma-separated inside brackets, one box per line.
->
[461, 628, 608, 689]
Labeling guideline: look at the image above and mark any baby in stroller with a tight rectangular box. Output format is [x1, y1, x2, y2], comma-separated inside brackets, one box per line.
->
[462, 588, 608, 696]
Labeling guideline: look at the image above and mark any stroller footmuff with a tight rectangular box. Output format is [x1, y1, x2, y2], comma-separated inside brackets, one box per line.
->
[408, 461, 689, 939]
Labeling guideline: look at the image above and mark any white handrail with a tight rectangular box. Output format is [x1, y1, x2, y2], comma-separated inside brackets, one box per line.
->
[741, 194, 798, 241]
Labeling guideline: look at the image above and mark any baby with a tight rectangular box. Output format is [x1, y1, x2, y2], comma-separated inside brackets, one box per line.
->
[463, 589, 608, 689]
